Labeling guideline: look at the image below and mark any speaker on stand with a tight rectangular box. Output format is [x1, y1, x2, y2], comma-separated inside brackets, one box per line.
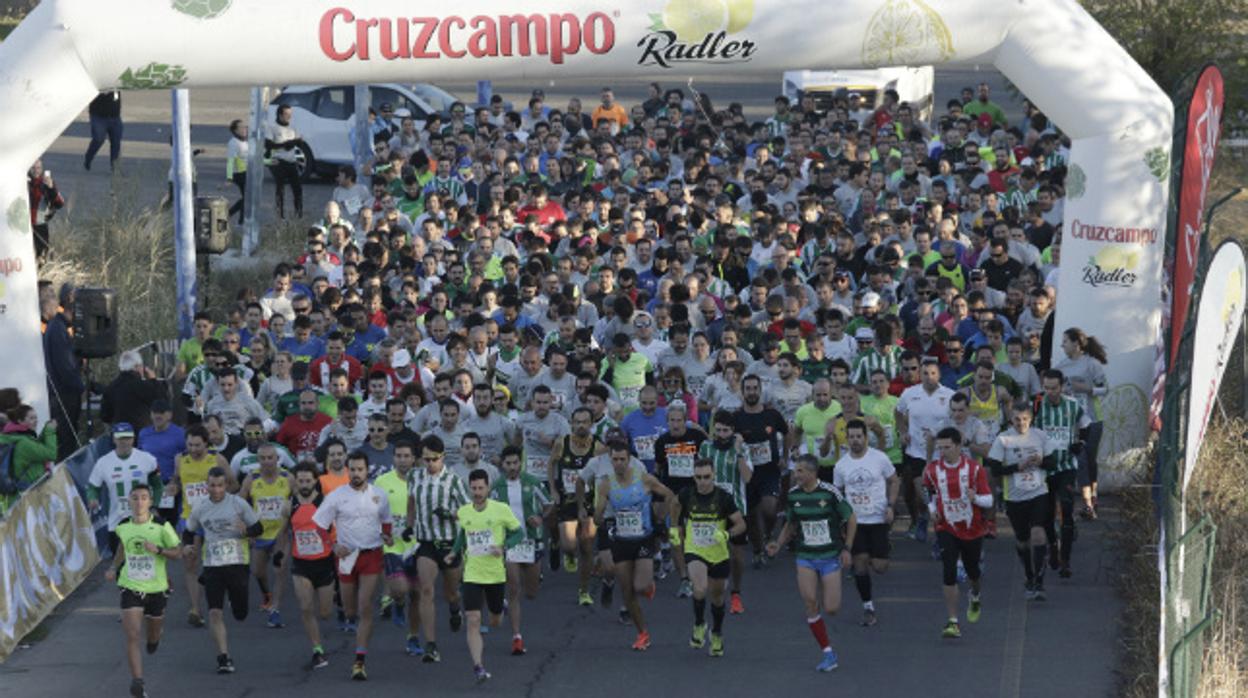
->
[72, 287, 118, 440]
[195, 196, 231, 309]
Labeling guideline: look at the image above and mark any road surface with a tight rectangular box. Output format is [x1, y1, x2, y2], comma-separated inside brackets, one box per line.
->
[0, 500, 1121, 698]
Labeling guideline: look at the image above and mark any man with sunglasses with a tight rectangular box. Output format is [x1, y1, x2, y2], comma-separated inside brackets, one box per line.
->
[230, 417, 295, 481]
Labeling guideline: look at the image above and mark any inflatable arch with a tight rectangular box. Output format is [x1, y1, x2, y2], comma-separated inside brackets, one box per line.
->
[0, 0, 1171, 455]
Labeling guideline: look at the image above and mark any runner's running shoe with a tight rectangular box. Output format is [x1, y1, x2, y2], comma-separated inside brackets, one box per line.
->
[217, 654, 235, 674]
[967, 595, 982, 623]
[942, 620, 961, 639]
[816, 650, 839, 672]
[512, 636, 526, 655]
[690, 623, 706, 649]
[422, 642, 441, 663]
[730, 592, 744, 614]
[351, 660, 367, 681]
[578, 590, 594, 607]
[311, 651, 329, 669]
[405, 636, 424, 657]
[709, 633, 724, 657]
[631, 631, 651, 651]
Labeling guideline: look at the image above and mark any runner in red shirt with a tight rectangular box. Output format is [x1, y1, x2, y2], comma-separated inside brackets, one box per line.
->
[276, 390, 333, 461]
[309, 332, 363, 389]
[923, 427, 993, 639]
[516, 183, 566, 228]
[288, 463, 336, 670]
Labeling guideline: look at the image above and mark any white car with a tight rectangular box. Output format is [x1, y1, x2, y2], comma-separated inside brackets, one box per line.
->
[265, 83, 461, 179]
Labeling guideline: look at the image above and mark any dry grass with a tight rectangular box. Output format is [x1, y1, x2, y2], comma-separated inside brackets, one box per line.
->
[1111, 449, 1162, 698]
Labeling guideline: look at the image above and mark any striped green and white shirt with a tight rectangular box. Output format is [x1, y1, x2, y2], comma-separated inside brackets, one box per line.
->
[851, 347, 900, 385]
[697, 441, 749, 514]
[408, 467, 470, 542]
[1033, 395, 1090, 473]
[1004, 186, 1037, 215]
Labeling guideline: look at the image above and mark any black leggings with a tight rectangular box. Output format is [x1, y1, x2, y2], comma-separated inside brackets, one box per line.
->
[228, 171, 247, 222]
[270, 161, 302, 218]
[937, 531, 982, 586]
[1077, 422, 1103, 488]
[1045, 470, 1077, 562]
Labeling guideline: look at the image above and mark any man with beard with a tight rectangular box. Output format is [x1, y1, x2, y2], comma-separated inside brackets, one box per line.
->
[461, 383, 520, 465]
[313, 452, 394, 680]
[790, 379, 844, 480]
[734, 375, 789, 581]
[288, 463, 337, 670]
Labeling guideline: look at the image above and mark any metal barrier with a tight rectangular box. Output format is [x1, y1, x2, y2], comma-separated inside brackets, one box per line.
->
[1166, 515, 1219, 698]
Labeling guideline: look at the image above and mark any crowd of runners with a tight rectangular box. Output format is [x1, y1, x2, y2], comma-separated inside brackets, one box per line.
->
[65, 79, 1112, 698]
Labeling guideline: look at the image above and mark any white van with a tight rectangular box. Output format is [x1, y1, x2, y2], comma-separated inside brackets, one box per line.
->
[781, 67, 935, 125]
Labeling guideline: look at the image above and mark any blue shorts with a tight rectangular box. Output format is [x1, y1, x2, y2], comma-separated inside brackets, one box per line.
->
[383, 552, 419, 580]
[796, 556, 842, 577]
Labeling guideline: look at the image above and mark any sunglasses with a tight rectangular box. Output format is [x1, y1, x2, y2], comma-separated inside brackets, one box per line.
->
[368, 427, 388, 434]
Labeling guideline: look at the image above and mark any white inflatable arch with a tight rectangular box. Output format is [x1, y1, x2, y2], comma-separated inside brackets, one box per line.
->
[0, 0, 1171, 453]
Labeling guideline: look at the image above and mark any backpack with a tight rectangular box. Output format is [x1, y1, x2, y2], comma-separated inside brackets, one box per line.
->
[0, 441, 17, 496]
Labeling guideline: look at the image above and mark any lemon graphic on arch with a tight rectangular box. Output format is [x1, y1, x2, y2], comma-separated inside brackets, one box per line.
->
[862, 0, 955, 67]
[661, 0, 728, 41]
[725, 0, 754, 32]
[1093, 246, 1139, 271]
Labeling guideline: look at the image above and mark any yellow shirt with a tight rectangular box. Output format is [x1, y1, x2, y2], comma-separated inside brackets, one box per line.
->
[249, 474, 291, 541]
[455, 500, 521, 585]
[179, 453, 218, 520]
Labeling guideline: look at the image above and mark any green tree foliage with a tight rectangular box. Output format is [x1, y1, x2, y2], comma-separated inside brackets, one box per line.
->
[1082, 0, 1248, 132]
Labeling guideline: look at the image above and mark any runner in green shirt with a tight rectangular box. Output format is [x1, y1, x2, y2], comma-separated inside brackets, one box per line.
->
[491, 445, 551, 656]
[767, 455, 856, 673]
[671, 460, 746, 658]
[601, 333, 653, 414]
[105, 484, 184, 698]
[448, 469, 523, 684]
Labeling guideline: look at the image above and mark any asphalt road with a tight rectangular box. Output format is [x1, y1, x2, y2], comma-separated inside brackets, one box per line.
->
[36, 69, 1020, 239]
[0, 500, 1120, 698]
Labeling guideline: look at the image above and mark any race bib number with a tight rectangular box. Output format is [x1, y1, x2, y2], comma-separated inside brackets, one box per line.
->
[184, 481, 209, 510]
[126, 553, 156, 582]
[690, 522, 719, 548]
[883, 427, 895, 449]
[1046, 426, 1071, 451]
[615, 510, 644, 537]
[668, 454, 695, 478]
[943, 498, 972, 524]
[158, 493, 175, 509]
[467, 529, 495, 557]
[848, 488, 875, 511]
[619, 386, 642, 406]
[561, 468, 580, 494]
[257, 496, 283, 520]
[205, 539, 246, 566]
[747, 441, 771, 467]
[687, 375, 707, 398]
[801, 519, 832, 547]
[634, 435, 657, 462]
[506, 538, 536, 564]
[1014, 469, 1042, 492]
[526, 457, 548, 479]
[294, 530, 324, 557]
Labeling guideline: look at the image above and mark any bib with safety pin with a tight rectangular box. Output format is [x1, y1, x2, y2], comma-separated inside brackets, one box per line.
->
[689, 521, 720, 548]
[526, 457, 548, 479]
[944, 497, 972, 524]
[615, 510, 644, 537]
[257, 496, 284, 520]
[467, 529, 495, 557]
[801, 519, 832, 546]
[667, 454, 695, 478]
[126, 553, 156, 582]
[205, 538, 246, 566]
[747, 441, 771, 467]
[295, 530, 325, 557]
[506, 538, 536, 564]
[560, 468, 580, 494]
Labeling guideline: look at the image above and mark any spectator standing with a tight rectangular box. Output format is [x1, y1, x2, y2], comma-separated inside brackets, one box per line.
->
[0, 404, 57, 511]
[100, 350, 167, 430]
[42, 284, 82, 461]
[84, 90, 123, 172]
[26, 159, 64, 263]
[265, 104, 304, 219]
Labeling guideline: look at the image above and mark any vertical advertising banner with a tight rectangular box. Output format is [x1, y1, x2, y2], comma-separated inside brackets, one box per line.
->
[1180, 241, 1245, 494]
[1150, 65, 1224, 430]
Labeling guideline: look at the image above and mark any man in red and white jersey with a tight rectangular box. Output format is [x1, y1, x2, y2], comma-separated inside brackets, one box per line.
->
[309, 332, 363, 389]
[312, 452, 393, 681]
[923, 427, 993, 640]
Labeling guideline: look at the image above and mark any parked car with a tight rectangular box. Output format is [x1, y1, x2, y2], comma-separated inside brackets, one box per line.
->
[265, 83, 455, 179]
[781, 67, 935, 125]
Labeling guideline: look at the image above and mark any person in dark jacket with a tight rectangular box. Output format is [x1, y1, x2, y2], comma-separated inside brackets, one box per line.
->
[100, 349, 166, 431]
[84, 91, 123, 172]
[42, 285, 83, 461]
[27, 160, 65, 263]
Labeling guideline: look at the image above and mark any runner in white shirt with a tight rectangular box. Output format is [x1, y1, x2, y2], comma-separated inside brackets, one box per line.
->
[312, 452, 394, 681]
[87, 422, 162, 541]
[895, 359, 955, 542]
[833, 419, 899, 627]
[986, 403, 1055, 601]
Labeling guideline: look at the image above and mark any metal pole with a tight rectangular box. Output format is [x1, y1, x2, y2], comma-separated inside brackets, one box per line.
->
[352, 84, 371, 176]
[171, 88, 197, 340]
[243, 86, 268, 255]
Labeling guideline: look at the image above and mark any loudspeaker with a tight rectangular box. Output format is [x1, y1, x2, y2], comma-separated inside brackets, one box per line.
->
[72, 287, 118, 359]
[195, 196, 231, 254]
